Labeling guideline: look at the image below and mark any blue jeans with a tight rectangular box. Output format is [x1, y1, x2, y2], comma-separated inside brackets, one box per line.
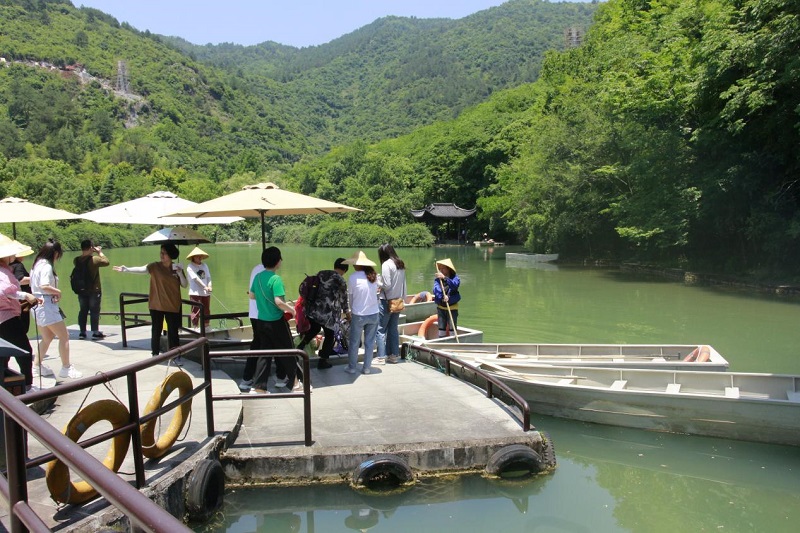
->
[377, 300, 401, 358]
[348, 313, 378, 370]
[77, 291, 102, 334]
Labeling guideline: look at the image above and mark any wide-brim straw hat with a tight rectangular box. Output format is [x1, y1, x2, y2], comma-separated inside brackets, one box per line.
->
[186, 246, 209, 260]
[342, 250, 376, 267]
[0, 234, 31, 259]
[436, 258, 457, 273]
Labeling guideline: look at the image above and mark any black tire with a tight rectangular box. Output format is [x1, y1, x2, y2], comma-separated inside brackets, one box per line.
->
[186, 459, 225, 522]
[486, 444, 545, 479]
[539, 431, 557, 470]
[352, 454, 413, 489]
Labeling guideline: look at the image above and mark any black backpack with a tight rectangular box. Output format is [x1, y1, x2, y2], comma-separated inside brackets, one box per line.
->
[298, 273, 321, 304]
[70, 257, 93, 294]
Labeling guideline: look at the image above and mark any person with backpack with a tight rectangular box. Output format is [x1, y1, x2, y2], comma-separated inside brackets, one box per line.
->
[296, 258, 350, 369]
[72, 239, 109, 340]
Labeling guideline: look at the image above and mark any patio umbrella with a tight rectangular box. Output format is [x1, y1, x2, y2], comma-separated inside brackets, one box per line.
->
[0, 197, 83, 239]
[165, 182, 361, 249]
[81, 191, 242, 226]
[141, 227, 211, 245]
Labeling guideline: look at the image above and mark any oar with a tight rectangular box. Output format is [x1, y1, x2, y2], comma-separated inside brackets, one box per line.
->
[435, 259, 460, 343]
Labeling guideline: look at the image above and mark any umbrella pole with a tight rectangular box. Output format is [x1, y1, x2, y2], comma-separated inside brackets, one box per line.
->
[260, 211, 266, 250]
[12, 222, 16, 240]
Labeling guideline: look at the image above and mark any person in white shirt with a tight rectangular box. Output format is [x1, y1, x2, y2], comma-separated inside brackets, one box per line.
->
[342, 250, 380, 375]
[185, 247, 212, 328]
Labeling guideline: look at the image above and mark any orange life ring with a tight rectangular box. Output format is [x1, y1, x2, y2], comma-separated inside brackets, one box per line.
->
[419, 315, 439, 340]
[46, 400, 131, 505]
[140, 371, 193, 459]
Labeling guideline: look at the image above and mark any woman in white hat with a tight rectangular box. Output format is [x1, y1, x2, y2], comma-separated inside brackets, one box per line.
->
[185, 246, 212, 328]
[343, 250, 380, 374]
[0, 237, 39, 390]
[433, 258, 461, 337]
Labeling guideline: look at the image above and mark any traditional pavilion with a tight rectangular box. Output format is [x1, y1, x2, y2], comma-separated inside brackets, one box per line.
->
[410, 203, 476, 244]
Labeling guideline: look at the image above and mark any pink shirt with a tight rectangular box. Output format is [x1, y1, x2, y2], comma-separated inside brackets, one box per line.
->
[0, 264, 25, 324]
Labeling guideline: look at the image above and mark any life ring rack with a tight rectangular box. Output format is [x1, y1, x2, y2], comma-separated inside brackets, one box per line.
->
[140, 371, 194, 459]
[45, 399, 131, 505]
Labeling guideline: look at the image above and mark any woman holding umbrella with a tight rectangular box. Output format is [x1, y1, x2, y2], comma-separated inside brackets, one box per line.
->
[114, 243, 188, 361]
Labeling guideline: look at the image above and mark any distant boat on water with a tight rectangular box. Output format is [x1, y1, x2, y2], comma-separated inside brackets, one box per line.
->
[506, 252, 558, 263]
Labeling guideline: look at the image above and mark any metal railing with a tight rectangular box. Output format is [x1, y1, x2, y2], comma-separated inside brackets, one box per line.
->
[204, 348, 313, 445]
[404, 343, 533, 431]
[118, 292, 247, 350]
[0, 340, 207, 533]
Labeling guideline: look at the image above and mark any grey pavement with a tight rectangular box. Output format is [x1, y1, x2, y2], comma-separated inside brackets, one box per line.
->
[2, 322, 537, 530]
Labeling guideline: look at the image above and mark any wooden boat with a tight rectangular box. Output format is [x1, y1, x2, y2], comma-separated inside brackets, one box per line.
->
[416, 342, 729, 371]
[413, 352, 800, 446]
[399, 318, 483, 345]
[505, 252, 559, 264]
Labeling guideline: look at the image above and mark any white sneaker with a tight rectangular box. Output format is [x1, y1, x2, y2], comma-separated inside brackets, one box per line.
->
[238, 379, 253, 391]
[373, 357, 386, 365]
[292, 381, 312, 392]
[59, 365, 83, 379]
[32, 364, 55, 378]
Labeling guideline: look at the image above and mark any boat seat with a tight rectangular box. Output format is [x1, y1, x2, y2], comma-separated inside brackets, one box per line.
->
[787, 391, 800, 403]
[725, 387, 740, 399]
[557, 378, 576, 385]
[666, 383, 681, 394]
[610, 380, 627, 390]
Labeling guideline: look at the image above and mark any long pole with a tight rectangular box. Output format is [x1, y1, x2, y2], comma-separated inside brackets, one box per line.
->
[435, 260, 460, 343]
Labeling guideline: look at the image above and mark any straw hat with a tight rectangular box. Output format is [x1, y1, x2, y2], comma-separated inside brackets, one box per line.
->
[436, 258, 457, 274]
[341, 250, 376, 267]
[186, 246, 209, 260]
[0, 234, 31, 259]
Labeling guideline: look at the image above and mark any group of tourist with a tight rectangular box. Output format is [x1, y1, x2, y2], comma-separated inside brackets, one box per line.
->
[1, 235, 88, 390]
[236, 243, 462, 390]
[2, 232, 463, 392]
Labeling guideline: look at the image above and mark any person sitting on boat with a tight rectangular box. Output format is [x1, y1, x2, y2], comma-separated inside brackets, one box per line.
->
[296, 258, 350, 370]
[433, 258, 461, 337]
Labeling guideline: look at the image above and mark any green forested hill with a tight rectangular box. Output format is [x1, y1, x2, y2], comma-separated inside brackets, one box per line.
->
[168, 0, 597, 146]
[287, 0, 800, 276]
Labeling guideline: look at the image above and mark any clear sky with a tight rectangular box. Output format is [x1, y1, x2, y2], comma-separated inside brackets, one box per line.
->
[75, 1, 520, 48]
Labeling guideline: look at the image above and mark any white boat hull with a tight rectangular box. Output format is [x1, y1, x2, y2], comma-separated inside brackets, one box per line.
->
[419, 342, 730, 371]
[409, 347, 800, 446]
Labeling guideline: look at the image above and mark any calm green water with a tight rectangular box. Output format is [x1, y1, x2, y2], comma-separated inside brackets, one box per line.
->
[44, 243, 800, 532]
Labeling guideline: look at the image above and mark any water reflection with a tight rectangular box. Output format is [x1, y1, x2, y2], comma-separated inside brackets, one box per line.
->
[196, 474, 554, 533]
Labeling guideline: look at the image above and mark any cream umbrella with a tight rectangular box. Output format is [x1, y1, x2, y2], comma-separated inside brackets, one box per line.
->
[141, 227, 211, 245]
[81, 191, 242, 226]
[165, 182, 361, 249]
[0, 197, 84, 239]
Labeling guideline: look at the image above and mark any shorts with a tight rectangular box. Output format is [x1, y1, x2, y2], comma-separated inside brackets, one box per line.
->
[34, 300, 63, 327]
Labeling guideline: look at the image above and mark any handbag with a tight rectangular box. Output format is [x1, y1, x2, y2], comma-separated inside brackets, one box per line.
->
[59, 307, 67, 320]
[388, 297, 405, 314]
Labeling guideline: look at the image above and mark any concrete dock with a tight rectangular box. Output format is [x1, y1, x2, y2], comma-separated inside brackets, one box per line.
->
[2, 323, 546, 531]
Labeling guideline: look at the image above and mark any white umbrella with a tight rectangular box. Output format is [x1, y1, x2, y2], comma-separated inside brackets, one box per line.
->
[165, 183, 361, 248]
[0, 197, 83, 239]
[81, 191, 242, 226]
[141, 227, 210, 245]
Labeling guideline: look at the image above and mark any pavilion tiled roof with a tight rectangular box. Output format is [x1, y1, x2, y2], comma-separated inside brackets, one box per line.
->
[410, 203, 476, 219]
